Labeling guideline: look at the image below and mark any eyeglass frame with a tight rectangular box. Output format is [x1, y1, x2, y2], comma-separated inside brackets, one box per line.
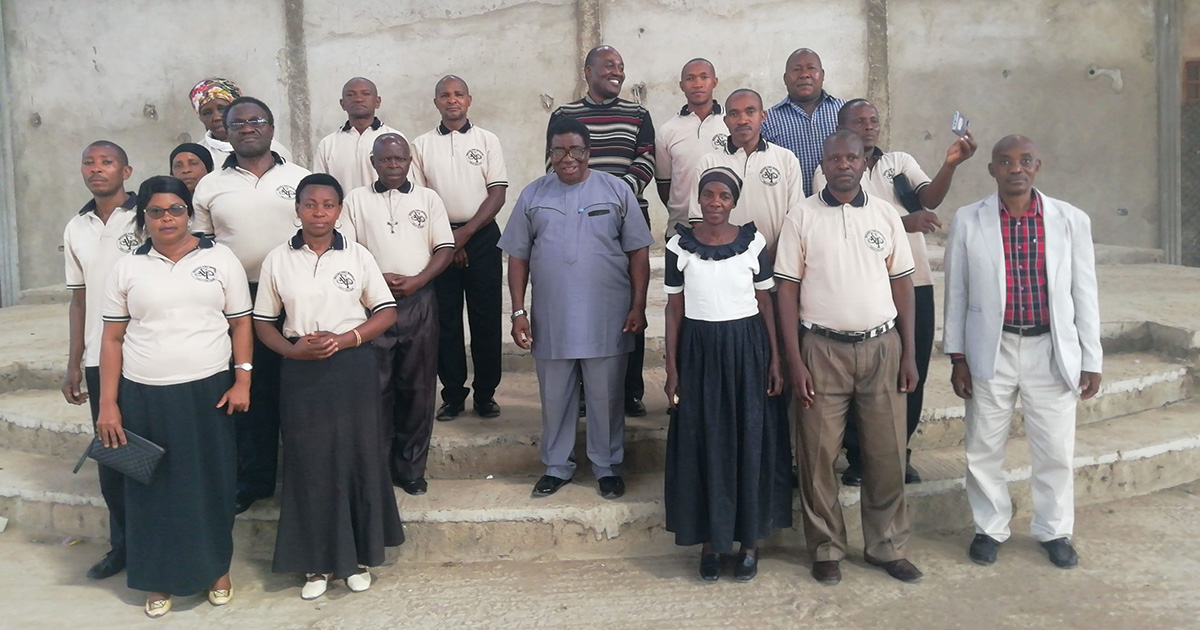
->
[226, 117, 270, 130]
[547, 146, 588, 161]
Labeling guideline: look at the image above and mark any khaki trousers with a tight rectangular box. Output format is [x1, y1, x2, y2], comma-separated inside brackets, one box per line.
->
[796, 327, 909, 562]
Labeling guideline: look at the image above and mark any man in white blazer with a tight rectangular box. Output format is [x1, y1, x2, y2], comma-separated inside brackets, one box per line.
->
[943, 135, 1102, 570]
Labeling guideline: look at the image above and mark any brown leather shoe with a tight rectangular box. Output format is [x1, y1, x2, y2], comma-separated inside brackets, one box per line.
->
[864, 555, 924, 583]
[811, 560, 842, 585]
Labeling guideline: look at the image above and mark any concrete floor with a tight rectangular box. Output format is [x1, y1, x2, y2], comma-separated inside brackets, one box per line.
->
[5, 480, 1199, 629]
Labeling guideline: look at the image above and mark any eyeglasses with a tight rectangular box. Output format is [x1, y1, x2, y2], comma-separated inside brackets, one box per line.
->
[226, 117, 270, 130]
[548, 147, 587, 161]
[145, 204, 189, 219]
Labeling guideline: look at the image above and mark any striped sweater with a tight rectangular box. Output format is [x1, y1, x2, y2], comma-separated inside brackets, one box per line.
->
[547, 96, 656, 218]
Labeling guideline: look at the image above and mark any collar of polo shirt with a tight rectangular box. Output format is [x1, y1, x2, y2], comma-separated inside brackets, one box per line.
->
[724, 135, 768, 155]
[437, 120, 473, 135]
[135, 234, 214, 256]
[819, 186, 867, 208]
[341, 117, 384, 132]
[678, 101, 722, 117]
[79, 191, 138, 216]
[222, 151, 285, 170]
[582, 94, 619, 106]
[372, 180, 414, 194]
[289, 229, 347, 250]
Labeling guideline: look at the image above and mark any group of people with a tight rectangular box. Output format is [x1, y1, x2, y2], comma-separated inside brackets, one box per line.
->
[59, 43, 1103, 617]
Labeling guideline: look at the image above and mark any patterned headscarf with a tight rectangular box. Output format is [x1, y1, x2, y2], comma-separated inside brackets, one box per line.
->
[189, 77, 242, 113]
[698, 166, 743, 205]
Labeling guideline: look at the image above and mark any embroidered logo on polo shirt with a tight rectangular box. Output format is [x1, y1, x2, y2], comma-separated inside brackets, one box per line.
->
[864, 229, 887, 252]
[760, 166, 781, 186]
[191, 266, 218, 282]
[409, 209, 427, 228]
[883, 168, 896, 182]
[465, 149, 485, 165]
[711, 134, 729, 150]
[333, 271, 356, 292]
[276, 185, 297, 200]
[116, 233, 140, 253]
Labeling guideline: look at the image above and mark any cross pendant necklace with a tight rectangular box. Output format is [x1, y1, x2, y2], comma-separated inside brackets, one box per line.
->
[386, 217, 399, 234]
[386, 195, 400, 234]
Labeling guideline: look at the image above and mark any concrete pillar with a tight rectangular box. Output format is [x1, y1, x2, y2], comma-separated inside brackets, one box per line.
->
[0, 0, 20, 307]
[283, 0, 311, 168]
[1158, 0, 1183, 264]
[865, 0, 890, 149]
[575, 0, 602, 100]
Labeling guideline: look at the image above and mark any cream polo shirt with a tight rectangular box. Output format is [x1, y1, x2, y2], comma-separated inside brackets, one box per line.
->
[192, 152, 311, 282]
[410, 121, 508, 224]
[812, 148, 934, 286]
[253, 230, 396, 338]
[655, 102, 727, 238]
[341, 181, 455, 276]
[63, 193, 141, 367]
[102, 237, 252, 386]
[687, 137, 805, 255]
[775, 188, 915, 332]
[199, 131, 293, 166]
[312, 118, 404, 193]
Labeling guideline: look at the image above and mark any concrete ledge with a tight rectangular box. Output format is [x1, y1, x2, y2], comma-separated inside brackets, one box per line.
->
[4, 399, 1198, 563]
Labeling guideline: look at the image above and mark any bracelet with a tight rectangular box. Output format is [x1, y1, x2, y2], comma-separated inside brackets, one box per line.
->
[352, 329, 363, 348]
[510, 308, 528, 322]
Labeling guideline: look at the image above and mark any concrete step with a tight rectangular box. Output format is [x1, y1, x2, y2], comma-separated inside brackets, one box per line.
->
[4, 399, 1199, 563]
[1, 353, 1188, 480]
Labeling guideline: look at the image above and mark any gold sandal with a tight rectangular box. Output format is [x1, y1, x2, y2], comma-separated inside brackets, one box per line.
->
[208, 584, 233, 606]
[144, 596, 171, 618]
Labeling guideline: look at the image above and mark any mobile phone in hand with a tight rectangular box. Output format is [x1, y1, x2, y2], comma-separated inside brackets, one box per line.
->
[951, 111, 970, 137]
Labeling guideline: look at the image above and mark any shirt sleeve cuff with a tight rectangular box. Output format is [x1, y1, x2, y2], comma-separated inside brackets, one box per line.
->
[888, 268, 915, 280]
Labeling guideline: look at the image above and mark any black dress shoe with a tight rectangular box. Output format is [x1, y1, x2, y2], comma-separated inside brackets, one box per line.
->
[532, 475, 572, 498]
[734, 550, 758, 582]
[436, 401, 465, 422]
[969, 534, 1001, 566]
[86, 551, 126, 580]
[625, 398, 647, 417]
[841, 463, 862, 487]
[699, 553, 721, 582]
[864, 554, 924, 583]
[234, 492, 260, 515]
[397, 478, 428, 496]
[597, 475, 625, 499]
[905, 462, 922, 484]
[473, 399, 501, 418]
[1041, 537, 1079, 569]
[811, 560, 841, 585]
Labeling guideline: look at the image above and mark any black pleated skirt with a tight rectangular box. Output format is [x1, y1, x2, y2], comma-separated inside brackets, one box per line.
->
[272, 345, 404, 576]
[121, 371, 237, 595]
[664, 315, 793, 552]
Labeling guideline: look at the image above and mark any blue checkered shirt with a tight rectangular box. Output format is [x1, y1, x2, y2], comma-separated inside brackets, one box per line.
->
[762, 92, 846, 196]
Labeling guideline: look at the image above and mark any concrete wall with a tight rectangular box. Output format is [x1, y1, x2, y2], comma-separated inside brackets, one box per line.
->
[0, 0, 1169, 291]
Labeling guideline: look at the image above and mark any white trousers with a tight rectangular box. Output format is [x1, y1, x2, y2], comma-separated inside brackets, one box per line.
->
[964, 332, 1077, 542]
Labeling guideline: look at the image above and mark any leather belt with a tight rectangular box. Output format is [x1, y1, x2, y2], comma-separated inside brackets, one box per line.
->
[1002, 324, 1051, 337]
[802, 320, 895, 344]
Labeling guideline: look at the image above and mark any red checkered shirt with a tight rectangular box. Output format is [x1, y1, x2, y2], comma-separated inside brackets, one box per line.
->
[1000, 193, 1049, 327]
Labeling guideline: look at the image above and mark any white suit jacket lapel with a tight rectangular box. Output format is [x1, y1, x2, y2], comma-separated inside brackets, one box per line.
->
[1040, 191, 1065, 297]
[978, 194, 1006, 298]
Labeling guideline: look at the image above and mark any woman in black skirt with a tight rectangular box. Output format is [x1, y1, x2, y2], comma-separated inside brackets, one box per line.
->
[97, 175, 253, 617]
[663, 167, 791, 582]
[253, 173, 402, 600]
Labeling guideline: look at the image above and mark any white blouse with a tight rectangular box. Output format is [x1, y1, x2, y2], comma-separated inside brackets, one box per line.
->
[664, 223, 773, 322]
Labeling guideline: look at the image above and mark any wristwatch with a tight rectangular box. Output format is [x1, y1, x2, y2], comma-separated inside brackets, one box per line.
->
[234, 363, 254, 372]
[510, 309, 528, 322]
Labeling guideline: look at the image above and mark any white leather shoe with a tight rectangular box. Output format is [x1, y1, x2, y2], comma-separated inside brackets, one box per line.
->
[345, 569, 372, 593]
[301, 573, 330, 600]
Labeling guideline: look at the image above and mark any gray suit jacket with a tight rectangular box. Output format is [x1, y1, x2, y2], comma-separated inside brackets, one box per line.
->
[942, 191, 1102, 386]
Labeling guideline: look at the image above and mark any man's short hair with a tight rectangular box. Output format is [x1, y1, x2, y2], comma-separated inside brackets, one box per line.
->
[584, 45, 616, 70]
[222, 96, 274, 127]
[546, 117, 591, 150]
[725, 88, 763, 110]
[435, 74, 469, 96]
[837, 98, 874, 127]
[85, 140, 129, 167]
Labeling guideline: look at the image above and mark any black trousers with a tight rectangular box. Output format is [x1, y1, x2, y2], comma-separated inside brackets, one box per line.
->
[85, 366, 126, 557]
[624, 204, 651, 402]
[434, 221, 502, 406]
[238, 282, 282, 499]
[845, 284, 935, 466]
[376, 286, 438, 481]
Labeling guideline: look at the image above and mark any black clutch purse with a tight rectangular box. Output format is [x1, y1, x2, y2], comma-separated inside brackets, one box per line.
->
[73, 429, 166, 486]
[891, 173, 925, 214]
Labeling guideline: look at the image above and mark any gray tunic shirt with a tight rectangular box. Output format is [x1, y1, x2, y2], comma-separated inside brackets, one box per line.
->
[499, 170, 654, 360]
